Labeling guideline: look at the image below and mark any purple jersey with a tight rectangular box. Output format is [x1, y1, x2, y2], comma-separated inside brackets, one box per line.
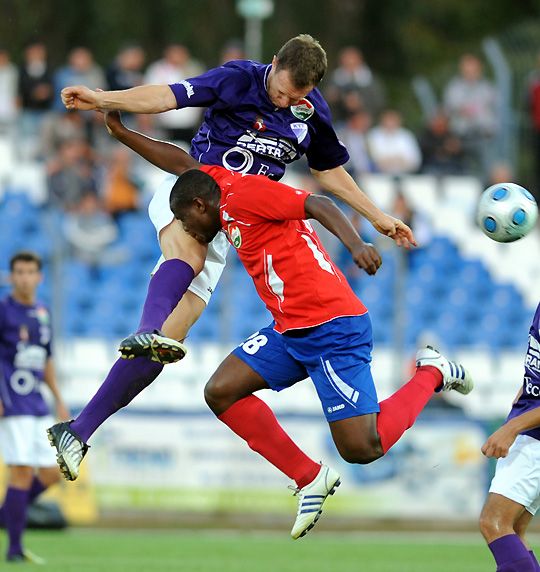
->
[168, 60, 349, 180]
[0, 296, 52, 417]
[507, 302, 540, 440]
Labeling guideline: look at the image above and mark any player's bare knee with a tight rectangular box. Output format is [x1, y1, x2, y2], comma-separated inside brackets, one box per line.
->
[479, 513, 498, 541]
[337, 439, 383, 465]
[204, 376, 236, 414]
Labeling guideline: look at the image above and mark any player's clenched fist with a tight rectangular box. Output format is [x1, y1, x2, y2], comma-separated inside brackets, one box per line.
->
[61, 85, 102, 111]
[481, 424, 518, 458]
[351, 242, 382, 276]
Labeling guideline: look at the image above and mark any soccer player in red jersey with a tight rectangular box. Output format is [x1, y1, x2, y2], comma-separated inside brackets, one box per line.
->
[48, 112, 473, 539]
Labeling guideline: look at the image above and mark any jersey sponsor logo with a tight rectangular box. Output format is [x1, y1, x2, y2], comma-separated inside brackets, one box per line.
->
[180, 80, 194, 99]
[14, 344, 47, 371]
[291, 122, 308, 144]
[222, 131, 299, 174]
[228, 225, 242, 248]
[236, 132, 298, 161]
[290, 98, 314, 121]
[525, 377, 540, 398]
[526, 334, 540, 373]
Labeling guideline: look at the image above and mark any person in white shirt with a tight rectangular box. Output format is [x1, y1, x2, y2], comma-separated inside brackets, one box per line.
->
[367, 109, 422, 175]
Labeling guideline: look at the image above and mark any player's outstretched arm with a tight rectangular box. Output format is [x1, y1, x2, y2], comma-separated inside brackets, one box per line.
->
[305, 195, 382, 275]
[104, 111, 200, 176]
[482, 406, 540, 458]
[311, 165, 417, 249]
[62, 84, 177, 113]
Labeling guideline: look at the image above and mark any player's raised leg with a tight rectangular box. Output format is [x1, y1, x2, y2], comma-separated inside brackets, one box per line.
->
[205, 351, 340, 540]
[325, 345, 473, 464]
[47, 290, 205, 481]
[119, 216, 207, 364]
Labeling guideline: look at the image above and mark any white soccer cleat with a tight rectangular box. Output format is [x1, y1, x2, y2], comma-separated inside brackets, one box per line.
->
[290, 464, 341, 540]
[415, 346, 473, 395]
[47, 422, 89, 481]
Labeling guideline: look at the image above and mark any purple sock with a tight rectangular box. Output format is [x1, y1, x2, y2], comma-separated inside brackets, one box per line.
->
[489, 534, 536, 572]
[28, 476, 46, 504]
[4, 487, 29, 558]
[71, 357, 163, 442]
[0, 476, 47, 525]
[137, 259, 194, 333]
[530, 551, 540, 571]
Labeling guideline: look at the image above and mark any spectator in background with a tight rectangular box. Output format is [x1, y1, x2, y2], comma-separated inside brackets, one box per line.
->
[338, 109, 375, 177]
[392, 189, 432, 255]
[367, 109, 422, 175]
[40, 109, 87, 160]
[526, 51, 540, 204]
[144, 44, 205, 143]
[17, 40, 54, 159]
[443, 54, 498, 175]
[46, 139, 97, 211]
[53, 47, 105, 143]
[53, 47, 105, 111]
[325, 46, 385, 123]
[220, 40, 245, 64]
[102, 145, 142, 219]
[63, 193, 120, 267]
[486, 161, 514, 187]
[419, 109, 464, 175]
[0, 47, 18, 133]
[106, 44, 145, 91]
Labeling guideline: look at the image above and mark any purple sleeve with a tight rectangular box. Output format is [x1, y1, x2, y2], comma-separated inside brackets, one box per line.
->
[169, 64, 252, 111]
[305, 90, 350, 171]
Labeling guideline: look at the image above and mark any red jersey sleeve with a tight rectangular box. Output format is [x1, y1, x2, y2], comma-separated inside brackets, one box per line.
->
[225, 174, 311, 224]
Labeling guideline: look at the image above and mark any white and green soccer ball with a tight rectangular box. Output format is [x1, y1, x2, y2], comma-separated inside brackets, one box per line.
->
[476, 183, 538, 243]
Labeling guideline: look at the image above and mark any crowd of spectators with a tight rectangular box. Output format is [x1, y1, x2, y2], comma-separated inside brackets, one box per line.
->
[0, 39, 516, 267]
[326, 47, 501, 181]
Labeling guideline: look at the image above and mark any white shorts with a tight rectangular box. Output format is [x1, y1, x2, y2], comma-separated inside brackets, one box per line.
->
[148, 174, 230, 305]
[0, 415, 57, 467]
[489, 434, 540, 515]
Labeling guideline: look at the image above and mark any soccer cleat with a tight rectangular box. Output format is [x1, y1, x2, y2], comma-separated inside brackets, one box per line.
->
[416, 346, 473, 395]
[290, 464, 341, 540]
[7, 549, 46, 564]
[46, 421, 89, 482]
[118, 330, 187, 364]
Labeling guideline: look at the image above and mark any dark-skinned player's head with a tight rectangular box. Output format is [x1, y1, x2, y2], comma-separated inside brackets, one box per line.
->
[267, 34, 327, 109]
[169, 169, 222, 244]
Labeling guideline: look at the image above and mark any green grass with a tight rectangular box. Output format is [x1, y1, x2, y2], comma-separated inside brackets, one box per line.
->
[12, 529, 501, 571]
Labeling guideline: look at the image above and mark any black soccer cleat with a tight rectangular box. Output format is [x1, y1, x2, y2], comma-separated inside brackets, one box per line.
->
[118, 330, 187, 365]
[47, 421, 89, 482]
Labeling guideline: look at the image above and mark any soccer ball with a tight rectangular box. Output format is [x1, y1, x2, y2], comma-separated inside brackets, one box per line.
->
[476, 183, 538, 243]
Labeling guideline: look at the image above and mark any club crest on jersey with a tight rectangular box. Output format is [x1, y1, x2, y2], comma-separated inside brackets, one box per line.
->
[228, 225, 242, 249]
[291, 98, 314, 121]
[253, 115, 267, 132]
[291, 122, 308, 144]
[19, 324, 29, 342]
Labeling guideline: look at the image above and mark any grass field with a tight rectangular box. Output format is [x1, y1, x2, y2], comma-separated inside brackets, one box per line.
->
[11, 528, 506, 571]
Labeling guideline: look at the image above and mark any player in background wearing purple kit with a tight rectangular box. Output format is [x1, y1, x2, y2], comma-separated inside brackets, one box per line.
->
[0, 252, 69, 564]
[479, 303, 540, 572]
[48, 35, 415, 481]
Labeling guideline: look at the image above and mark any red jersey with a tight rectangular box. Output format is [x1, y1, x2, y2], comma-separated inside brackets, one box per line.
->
[201, 165, 367, 333]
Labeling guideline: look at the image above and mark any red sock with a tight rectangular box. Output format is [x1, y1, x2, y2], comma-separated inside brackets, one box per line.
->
[376, 366, 442, 453]
[218, 395, 320, 488]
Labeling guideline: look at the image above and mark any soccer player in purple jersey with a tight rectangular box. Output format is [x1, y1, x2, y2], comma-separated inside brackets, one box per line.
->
[479, 303, 540, 572]
[0, 252, 69, 564]
[48, 35, 415, 481]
